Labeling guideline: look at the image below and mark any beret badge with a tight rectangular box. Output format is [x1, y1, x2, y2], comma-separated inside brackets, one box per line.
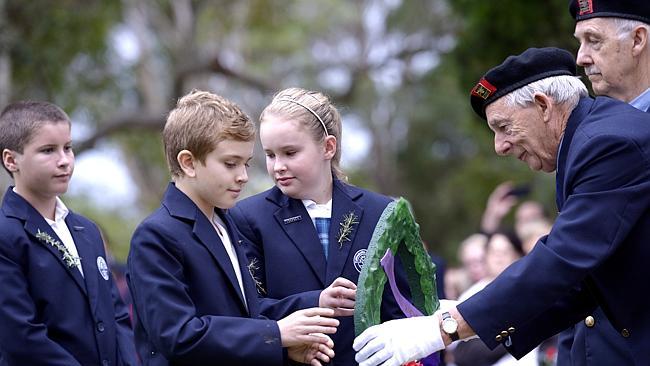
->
[471, 78, 497, 100]
[578, 0, 593, 15]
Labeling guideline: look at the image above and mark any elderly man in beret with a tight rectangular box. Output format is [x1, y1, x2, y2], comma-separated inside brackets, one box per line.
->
[559, 1, 650, 365]
[572, 0, 650, 110]
[352, 47, 650, 366]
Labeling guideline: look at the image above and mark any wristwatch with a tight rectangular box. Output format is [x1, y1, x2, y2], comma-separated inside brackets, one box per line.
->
[441, 311, 460, 341]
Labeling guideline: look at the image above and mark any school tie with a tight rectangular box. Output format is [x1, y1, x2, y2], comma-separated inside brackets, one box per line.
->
[314, 217, 330, 260]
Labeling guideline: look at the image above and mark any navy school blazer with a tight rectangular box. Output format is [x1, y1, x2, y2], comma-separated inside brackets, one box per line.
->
[0, 187, 136, 366]
[127, 183, 314, 366]
[230, 179, 411, 366]
[458, 97, 650, 365]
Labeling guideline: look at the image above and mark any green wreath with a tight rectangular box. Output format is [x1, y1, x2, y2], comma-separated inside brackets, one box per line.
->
[354, 198, 439, 336]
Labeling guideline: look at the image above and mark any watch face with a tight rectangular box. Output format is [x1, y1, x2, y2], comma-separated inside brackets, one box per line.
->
[442, 318, 458, 334]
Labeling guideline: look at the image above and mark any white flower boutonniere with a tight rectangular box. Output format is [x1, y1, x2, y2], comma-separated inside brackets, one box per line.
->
[35, 229, 81, 268]
[337, 211, 359, 248]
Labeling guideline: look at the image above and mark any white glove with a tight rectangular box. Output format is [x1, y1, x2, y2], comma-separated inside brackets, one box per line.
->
[353, 315, 444, 366]
[438, 299, 456, 313]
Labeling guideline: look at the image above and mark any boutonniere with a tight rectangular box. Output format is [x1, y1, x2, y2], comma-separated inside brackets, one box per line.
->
[247, 258, 266, 295]
[35, 229, 81, 268]
[336, 211, 359, 248]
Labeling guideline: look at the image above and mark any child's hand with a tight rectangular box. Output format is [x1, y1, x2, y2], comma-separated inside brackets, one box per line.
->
[278, 307, 339, 347]
[319, 277, 357, 316]
[287, 334, 335, 366]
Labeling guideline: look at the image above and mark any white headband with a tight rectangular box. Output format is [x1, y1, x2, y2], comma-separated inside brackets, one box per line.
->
[276, 97, 330, 136]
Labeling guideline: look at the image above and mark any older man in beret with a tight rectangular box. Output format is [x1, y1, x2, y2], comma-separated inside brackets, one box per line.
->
[353, 47, 650, 366]
[571, 0, 650, 110]
[560, 1, 650, 365]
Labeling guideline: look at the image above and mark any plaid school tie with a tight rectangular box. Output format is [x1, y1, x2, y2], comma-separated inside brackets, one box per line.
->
[314, 217, 330, 260]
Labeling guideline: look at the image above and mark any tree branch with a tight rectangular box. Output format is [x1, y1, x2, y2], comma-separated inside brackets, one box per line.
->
[75, 112, 165, 154]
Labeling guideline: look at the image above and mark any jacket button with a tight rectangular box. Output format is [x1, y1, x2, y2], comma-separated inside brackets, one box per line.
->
[495, 334, 503, 342]
[102, 360, 109, 366]
[96, 322, 105, 332]
[621, 329, 630, 338]
[584, 316, 595, 328]
[500, 330, 509, 337]
[508, 327, 516, 334]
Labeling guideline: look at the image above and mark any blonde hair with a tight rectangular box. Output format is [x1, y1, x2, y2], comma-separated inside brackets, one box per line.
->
[260, 87, 346, 180]
[163, 90, 255, 178]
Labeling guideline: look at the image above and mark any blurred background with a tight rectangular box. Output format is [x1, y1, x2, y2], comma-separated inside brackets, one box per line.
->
[0, 0, 579, 263]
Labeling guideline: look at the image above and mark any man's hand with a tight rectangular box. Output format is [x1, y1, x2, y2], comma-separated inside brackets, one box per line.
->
[278, 307, 339, 347]
[288, 334, 336, 366]
[319, 277, 357, 317]
[353, 316, 444, 366]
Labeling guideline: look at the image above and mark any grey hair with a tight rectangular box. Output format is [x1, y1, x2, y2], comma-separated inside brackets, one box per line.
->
[503, 75, 588, 110]
[612, 18, 650, 40]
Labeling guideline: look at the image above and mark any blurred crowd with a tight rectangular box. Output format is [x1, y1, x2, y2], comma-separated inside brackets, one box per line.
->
[433, 182, 556, 366]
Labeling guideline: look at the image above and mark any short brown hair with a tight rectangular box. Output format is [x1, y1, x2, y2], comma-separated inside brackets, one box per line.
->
[0, 101, 70, 176]
[163, 90, 255, 178]
[260, 87, 345, 180]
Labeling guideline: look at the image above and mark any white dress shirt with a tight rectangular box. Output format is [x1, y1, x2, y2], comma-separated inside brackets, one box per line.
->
[212, 213, 247, 310]
[44, 196, 84, 276]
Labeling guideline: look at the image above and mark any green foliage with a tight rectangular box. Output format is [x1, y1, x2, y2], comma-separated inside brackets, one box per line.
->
[355, 199, 439, 336]
[448, 0, 578, 89]
[5, 0, 121, 101]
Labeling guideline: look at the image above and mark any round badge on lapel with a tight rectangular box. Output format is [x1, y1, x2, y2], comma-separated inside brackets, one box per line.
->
[97, 256, 110, 281]
[353, 249, 367, 273]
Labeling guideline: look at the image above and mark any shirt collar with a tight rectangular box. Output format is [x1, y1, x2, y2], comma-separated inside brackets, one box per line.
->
[630, 87, 650, 112]
[301, 199, 332, 219]
[11, 187, 69, 223]
[44, 197, 70, 225]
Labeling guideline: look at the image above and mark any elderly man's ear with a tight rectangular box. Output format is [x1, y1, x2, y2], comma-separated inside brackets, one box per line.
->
[632, 25, 648, 57]
[533, 93, 553, 123]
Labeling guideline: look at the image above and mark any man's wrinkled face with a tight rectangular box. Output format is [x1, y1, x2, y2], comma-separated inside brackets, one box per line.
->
[574, 18, 636, 101]
[485, 97, 560, 173]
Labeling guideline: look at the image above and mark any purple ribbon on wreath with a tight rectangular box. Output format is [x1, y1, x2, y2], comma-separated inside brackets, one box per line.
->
[381, 248, 441, 366]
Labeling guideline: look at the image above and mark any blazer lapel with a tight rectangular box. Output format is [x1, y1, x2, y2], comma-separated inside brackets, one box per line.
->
[24, 214, 88, 296]
[193, 211, 249, 313]
[163, 183, 249, 313]
[556, 98, 592, 211]
[273, 197, 327, 287]
[66, 214, 101, 313]
[224, 214, 256, 316]
[326, 181, 363, 284]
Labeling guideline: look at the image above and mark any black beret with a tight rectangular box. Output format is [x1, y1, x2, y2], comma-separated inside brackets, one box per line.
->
[470, 47, 577, 120]
[569, 0, 650, 24]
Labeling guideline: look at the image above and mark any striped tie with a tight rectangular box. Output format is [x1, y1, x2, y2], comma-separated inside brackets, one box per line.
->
[314, 217, 330, 260]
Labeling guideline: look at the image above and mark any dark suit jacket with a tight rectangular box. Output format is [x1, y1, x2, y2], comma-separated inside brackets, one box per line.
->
[0, 187, 136, 366]
[555, 97, 650, 366]
[230, 179, 409, 365]
[127, 183, 290, 366]
[458, 97, 650, 365]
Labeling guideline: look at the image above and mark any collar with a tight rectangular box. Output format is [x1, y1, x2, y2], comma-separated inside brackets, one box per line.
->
[45, 197, 69, 224]
[12, 187, 68, 223]
[301, 198, 332, 219]
[630, 87, 650, 112]
[266, 178, 362, 207]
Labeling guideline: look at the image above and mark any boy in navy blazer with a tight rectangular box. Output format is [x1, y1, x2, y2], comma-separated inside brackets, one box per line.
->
[126, 90, 338, 366]
[0, 101, 137, 366]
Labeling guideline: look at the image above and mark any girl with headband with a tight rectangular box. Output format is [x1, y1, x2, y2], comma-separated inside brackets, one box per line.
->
[230, 87, 409, 365]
